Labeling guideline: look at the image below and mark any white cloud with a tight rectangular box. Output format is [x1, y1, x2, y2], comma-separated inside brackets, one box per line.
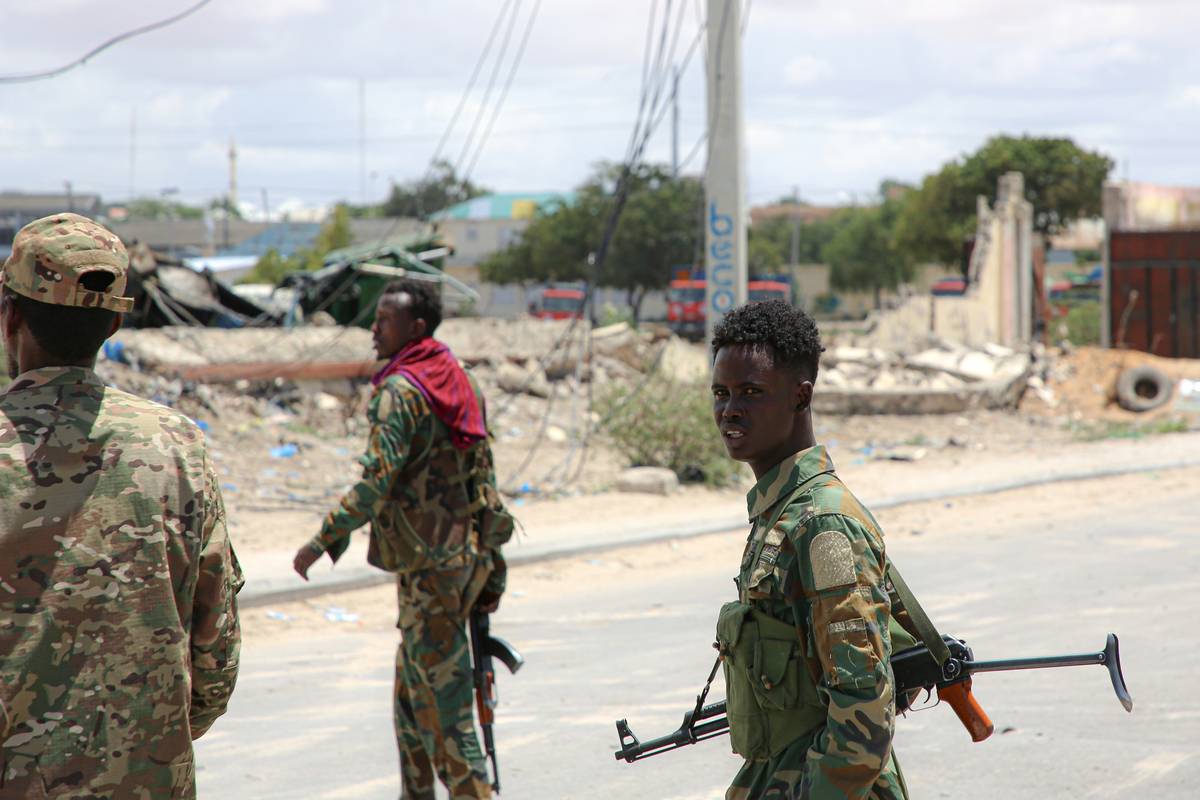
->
[1173, 86, 1200, 108]
[783, 55, 833, 87]
[2, 0, 1200, 204]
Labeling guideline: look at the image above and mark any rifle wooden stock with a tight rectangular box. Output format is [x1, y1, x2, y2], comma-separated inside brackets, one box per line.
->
[937, 679, 993, 742]
[469, 612, 524, 793]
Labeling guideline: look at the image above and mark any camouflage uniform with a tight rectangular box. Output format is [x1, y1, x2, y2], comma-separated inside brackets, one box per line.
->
[0, 214, 242, 799]
[720, 446, 906, 800]
[307, 372, 504, 800]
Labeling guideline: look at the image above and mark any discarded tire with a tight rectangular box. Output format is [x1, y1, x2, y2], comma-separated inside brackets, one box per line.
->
[1115, 365, 1173, 413]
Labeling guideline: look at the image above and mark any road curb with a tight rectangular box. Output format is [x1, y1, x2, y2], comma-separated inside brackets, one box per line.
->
[239, 456, 1200, 608]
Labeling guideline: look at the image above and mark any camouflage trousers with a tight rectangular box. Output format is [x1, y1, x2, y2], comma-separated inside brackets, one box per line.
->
[726, 738, 907, 800]
[394, 567, 491, 800]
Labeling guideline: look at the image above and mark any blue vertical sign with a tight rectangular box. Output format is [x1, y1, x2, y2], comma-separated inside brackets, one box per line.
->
[704, 0, 747, 344]
[708, 201, 737, 317]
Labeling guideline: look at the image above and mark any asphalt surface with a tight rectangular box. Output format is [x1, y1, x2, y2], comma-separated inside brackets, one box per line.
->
[196, 476, 1199, 799]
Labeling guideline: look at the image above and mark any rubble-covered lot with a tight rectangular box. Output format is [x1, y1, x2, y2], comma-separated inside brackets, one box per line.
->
[86, 318, 1198, 559]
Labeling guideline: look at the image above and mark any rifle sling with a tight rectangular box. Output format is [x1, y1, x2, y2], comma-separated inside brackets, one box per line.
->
[755, 474, 950, 668]
[886, 558, 951, 666]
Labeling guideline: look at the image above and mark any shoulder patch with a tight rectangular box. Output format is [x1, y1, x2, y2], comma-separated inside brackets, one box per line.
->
[809, 530, 856, 590]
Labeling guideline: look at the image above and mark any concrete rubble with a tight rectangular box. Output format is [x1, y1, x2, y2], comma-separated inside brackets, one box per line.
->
[615, 467, 680, 496]
[107, 318, 1036, 421]
[817, 339, 1032, 415]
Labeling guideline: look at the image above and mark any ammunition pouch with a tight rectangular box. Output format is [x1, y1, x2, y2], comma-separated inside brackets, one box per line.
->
[716, 601, 825, 760]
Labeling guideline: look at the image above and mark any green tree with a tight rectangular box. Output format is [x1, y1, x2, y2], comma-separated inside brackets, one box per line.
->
[480, 162, 702, 321]
[383, 159, 489, 218]
[239, 204, 354, 284]
[823, 199, 912, 309]
[748, 214, 843, 273]
[315, 204, 352, 253]
[894, 135, 1114, 265]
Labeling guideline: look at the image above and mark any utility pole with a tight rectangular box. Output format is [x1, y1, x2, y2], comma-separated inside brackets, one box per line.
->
[226, 137, 238, 249]
[670, 66, 680, 179]
[128, 109, 136, 201]
[358, 78, 367, 205]
[64, 181, 74, 213]
[261, 187, 270, 223]
[704, 0, 748, 343]
[789, 184, 800, 267]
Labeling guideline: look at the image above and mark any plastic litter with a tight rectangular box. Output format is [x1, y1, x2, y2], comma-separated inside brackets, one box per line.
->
[265, 610, 293, 622]
[102, 340, 127, 364]
[270, 443, 299, 459]
[323, 607, 360, 624]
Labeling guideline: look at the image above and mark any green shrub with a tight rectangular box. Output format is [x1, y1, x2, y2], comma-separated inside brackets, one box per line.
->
[1061, 302, 1100, 346]
[599, 303, 635, 328]
[597, 374, 741, 487]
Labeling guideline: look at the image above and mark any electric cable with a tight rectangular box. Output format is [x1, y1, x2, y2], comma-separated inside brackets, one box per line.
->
[451, 0, 524, 181]
[371, 0, 521, 249]
[0, 0, 214, 84]
[461, 0, 544, 182]
[422, 0, 518, 188]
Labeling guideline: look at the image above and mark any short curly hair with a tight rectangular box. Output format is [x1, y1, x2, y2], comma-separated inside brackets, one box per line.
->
[381, 277, 443, 336]
[711, 299, 822, 381]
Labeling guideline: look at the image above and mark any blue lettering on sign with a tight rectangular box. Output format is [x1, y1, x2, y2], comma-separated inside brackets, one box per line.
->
[707, 200, 737, 318]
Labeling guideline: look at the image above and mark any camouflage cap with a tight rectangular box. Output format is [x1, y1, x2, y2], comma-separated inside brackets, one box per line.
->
[1, 213, 134, 313]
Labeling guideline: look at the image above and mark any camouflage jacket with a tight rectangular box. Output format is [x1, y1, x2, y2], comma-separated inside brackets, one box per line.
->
[310, 373, 507, 595]
[0, 367, 243, 799]
[736, 445, 904, 799]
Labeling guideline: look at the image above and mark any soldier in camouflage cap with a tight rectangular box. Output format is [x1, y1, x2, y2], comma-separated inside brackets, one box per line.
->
[294, 277, 510, 799]
[0, 211, 135, 314]
[710, 300, 908, 799]
[0, 213, 243, 798]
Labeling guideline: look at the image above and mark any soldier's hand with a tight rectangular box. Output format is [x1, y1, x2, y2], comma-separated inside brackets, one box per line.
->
[293, 545, 322, 581]
[475, 590, 501, 614]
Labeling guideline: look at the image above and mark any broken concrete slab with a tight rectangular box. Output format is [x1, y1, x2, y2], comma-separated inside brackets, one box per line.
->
[615, 466, 679, 496]
[814, 369, 1029, 416]
[497, 362, 551, 398]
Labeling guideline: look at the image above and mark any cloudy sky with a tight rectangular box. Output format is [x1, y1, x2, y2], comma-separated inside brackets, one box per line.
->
[2, 0, 1198, 216]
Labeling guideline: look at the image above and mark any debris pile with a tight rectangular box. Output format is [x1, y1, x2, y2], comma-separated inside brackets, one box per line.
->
[816, 340, 1031, 415]
[1021, 345, 1200, 426]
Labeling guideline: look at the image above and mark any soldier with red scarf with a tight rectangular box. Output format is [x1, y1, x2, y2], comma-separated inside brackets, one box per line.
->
[293, 279, 508, 800]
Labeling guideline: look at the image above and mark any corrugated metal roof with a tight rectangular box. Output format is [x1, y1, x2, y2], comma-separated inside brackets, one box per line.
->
[432, 192, 572, 221]
[224, 222, 321, 257]
[0, 191, 101, 214]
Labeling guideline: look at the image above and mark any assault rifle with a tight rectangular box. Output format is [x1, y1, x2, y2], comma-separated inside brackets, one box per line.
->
[469, 611, 524, 792]
[614, 633, 1132, 762]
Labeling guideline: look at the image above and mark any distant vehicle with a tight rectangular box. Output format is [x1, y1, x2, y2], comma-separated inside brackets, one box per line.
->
[667, 278, 791, 339]
[530, 286, 585, 320]
[931, 276, 967, 296]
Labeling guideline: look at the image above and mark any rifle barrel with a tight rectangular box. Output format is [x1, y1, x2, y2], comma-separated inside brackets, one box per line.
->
[968, 652, 1104, 673]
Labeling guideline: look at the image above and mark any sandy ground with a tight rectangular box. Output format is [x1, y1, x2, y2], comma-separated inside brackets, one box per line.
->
[240, 464, 1200, 641]
[199, 464, 1200, 799]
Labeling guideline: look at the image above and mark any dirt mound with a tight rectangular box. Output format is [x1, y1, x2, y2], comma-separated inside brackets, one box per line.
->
[1022, 346, 1200, 423]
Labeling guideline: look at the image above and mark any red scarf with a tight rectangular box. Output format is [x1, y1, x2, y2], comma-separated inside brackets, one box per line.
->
[372, 337, 487, 449]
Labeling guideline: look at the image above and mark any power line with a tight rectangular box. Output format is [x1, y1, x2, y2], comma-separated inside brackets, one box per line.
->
[423, 0, 518, 179]
[497, 0, 692, 491]
[452, 0, 524, 180]
[0, 0, 214, 84]
[462, 0, 544, 182]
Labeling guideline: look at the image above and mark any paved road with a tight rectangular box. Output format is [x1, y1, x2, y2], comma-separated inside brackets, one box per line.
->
[197, 474, 1199, 799]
